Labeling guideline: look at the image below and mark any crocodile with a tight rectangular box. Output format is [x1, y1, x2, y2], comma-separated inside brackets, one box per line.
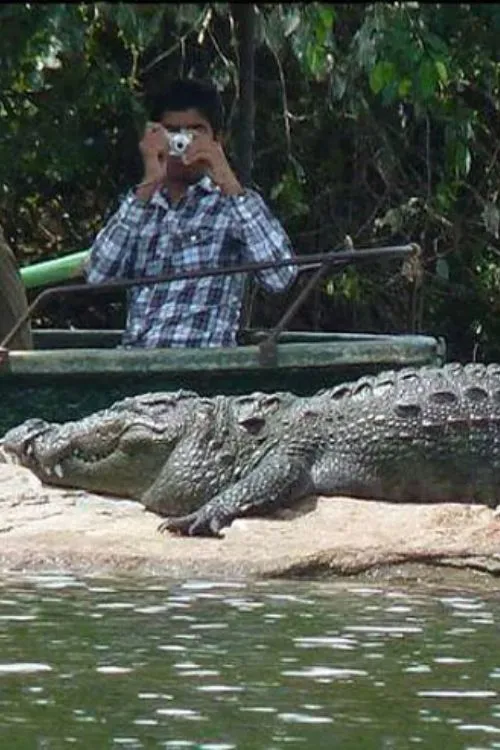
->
[159, 361, 500, 536]
[3, 362, 500, 538]
[1, 388, 298, 516]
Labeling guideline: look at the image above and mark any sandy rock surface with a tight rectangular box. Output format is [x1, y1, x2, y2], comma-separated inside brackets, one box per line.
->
[1, 462, 500, 585]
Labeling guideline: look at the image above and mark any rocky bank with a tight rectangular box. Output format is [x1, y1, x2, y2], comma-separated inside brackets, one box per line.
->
[0, 462, 499, 585]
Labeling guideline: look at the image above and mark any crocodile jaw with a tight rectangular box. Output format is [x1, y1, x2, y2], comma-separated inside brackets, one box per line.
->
[1, 418, 170, 500]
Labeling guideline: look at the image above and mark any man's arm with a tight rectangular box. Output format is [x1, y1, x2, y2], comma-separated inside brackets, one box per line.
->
[184, 136, 296, 292]
[229, 190, 297, 292]
[87, 122, 168, 284]
[87, 194, 149, 283]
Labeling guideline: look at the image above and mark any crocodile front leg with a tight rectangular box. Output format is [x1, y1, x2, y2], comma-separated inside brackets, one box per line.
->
[158, 448, 316, 537]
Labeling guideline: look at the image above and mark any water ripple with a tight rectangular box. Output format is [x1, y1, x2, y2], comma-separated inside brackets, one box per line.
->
[0, 575, 498, 748]
[0, 663, 52, 674]
[282, 666, 368, 679]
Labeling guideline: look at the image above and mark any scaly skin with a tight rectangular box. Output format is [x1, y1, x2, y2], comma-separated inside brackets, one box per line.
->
[1, 389, 297, 516]
[5, 362, 500, 539]
[161, 362, 500, 536]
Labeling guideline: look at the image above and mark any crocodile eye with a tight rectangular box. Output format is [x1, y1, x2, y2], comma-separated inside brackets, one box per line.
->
[399, 371, 419, 382]
[328, 385, 351, 401]
[239, 416, 266, 435]
[263, 395, 282, 409]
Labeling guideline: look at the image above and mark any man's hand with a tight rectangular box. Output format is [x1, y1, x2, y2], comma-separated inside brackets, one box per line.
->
[183, 134, 244, 196]
[136, 122, 168, 200]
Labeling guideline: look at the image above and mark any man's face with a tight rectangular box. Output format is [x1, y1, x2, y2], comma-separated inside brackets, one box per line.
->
[160, 107, 215, 183]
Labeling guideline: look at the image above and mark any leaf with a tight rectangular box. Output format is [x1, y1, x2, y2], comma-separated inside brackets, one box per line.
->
[417, 57, 438, 100]
[270, 181, 283, 201]
[482, 201, 500, 239]
[305, 41, 326, 79]
[464, 147, 471, 175]
[262, 6, 287, 58]
[434, 59, 448, 84]
[331, 70, 347, 100]
[283, 7, 301, 38]
[339, 268, 361, 301]
[381, 79, 399, 105]
[436, 257, 449, 280]
[435, 182, 455, 212]
[353, 22, 377, 70]
[374, 207, 403, 233]
[317, 5, 336, 33]
[271, 166, 308, 218]
[398, 78, 412, 97]
[424, 31, 449, 56]
[447, 136, 472, 180]
[369, 60, 396, 95]
[457, 142, 472, 176]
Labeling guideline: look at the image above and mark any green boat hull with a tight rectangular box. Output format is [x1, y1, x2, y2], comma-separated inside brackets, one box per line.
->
[0, 329, 446, 434]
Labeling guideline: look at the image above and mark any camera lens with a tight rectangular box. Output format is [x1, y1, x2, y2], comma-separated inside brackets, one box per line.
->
[167, 131, 192, 156]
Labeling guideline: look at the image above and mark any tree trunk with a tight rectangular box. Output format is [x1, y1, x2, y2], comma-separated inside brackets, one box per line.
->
[231, 3, 256, 187]
[0, 226, 32, 350]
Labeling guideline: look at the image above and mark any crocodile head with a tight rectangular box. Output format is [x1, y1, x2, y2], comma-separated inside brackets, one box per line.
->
[1, 389, 298, 505]
[1, 390, 201, 499]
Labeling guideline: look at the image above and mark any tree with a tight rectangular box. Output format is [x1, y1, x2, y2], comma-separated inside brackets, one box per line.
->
[2, 3, 500, 360]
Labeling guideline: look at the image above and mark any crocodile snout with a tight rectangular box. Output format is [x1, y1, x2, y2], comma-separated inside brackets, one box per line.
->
[2, 418, 57, 472]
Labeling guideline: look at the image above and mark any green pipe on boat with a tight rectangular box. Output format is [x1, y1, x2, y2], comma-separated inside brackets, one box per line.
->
[20, 250, 91, 289]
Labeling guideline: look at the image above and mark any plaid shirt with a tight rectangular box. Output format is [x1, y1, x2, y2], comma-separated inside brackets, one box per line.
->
[87, 176, 296, 348]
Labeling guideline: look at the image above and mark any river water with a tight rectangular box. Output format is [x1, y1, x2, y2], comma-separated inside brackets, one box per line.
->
[0, 575, 499, 749]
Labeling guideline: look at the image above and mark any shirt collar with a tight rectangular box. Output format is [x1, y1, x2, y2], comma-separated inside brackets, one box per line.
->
[167, 174, 219, 198]
[150, 175, 218, 210]
[196, 175, 218, 193]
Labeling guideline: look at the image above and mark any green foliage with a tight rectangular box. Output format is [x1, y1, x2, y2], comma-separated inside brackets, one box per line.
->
[2, 2, 500, 359]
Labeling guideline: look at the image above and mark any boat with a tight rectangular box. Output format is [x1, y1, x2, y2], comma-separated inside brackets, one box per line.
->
[0, 243, 446, 434]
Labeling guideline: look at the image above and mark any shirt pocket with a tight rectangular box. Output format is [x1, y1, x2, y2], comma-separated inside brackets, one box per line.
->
[170, 224, 219, 272]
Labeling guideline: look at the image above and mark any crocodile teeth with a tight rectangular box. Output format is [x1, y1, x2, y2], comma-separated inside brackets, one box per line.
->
[44, 465, 53, 476]
[25, 444, 34, 457]
[54, 464, 64, 479]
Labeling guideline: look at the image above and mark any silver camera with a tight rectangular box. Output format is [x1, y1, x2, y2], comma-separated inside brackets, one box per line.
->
[166, 129, 194, 157]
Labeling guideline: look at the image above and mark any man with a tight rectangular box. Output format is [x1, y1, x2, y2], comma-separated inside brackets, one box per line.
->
[87, 78, 297, 348]
[0, 225, 32, 350]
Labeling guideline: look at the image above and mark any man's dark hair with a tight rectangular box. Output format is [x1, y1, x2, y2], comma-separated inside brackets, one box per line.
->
[148, 78, 225, 136]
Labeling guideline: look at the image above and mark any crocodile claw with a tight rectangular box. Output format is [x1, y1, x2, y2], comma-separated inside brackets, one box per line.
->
[157, 512, 225, 538]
